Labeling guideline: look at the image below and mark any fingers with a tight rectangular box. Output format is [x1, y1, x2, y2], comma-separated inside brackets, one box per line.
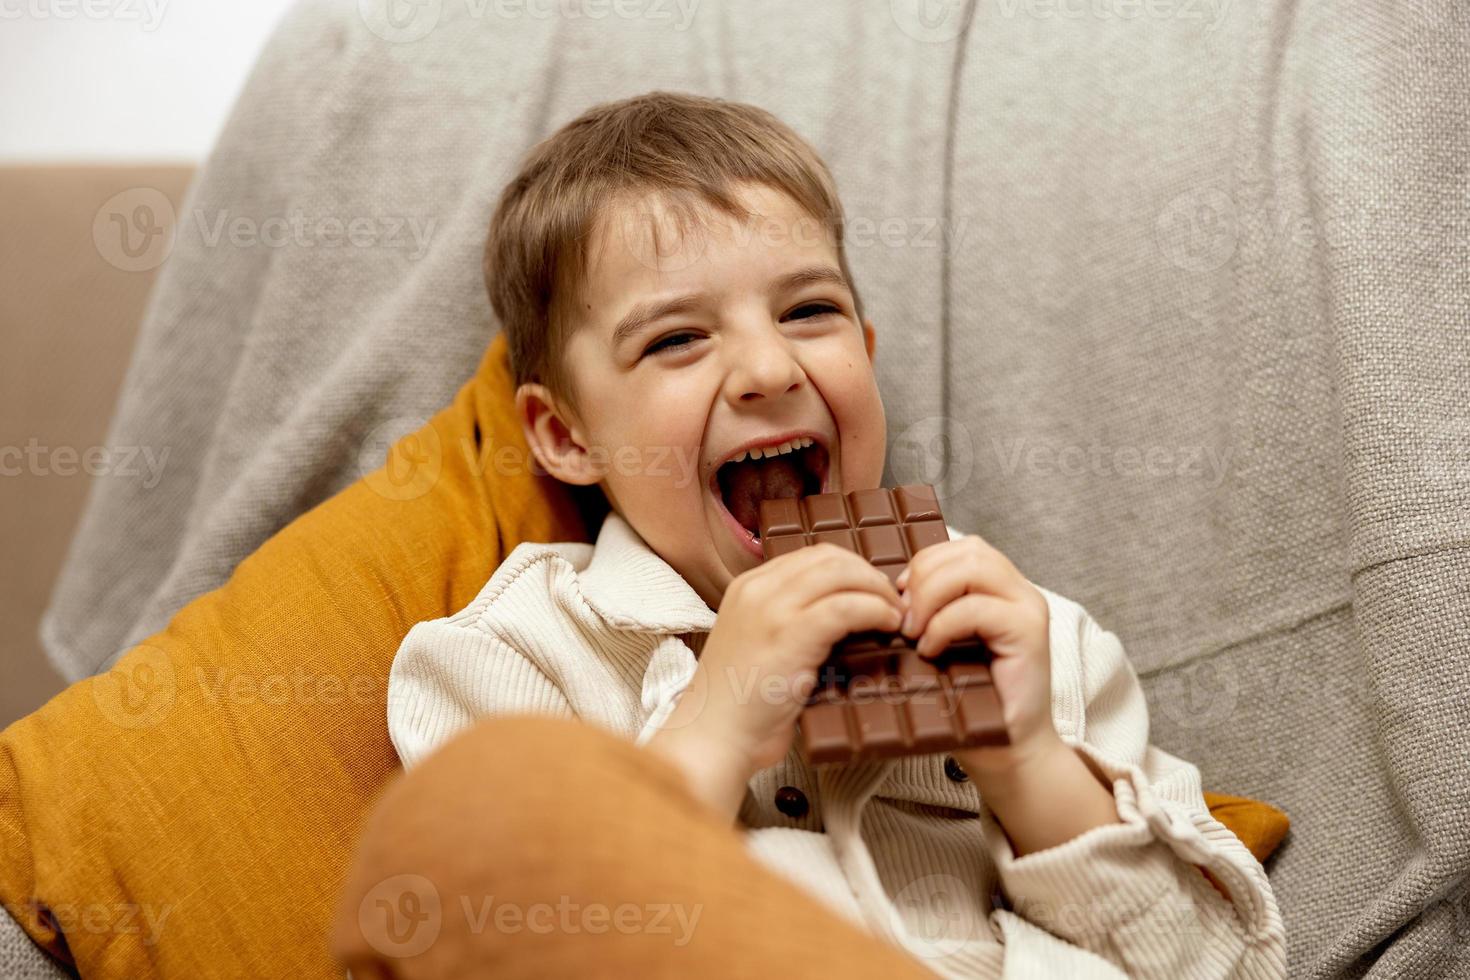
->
[898, 536, 1027, 640]
[914, 593, 1016, 656]
[807, 591, 905, 646]
[757, 542, 903, 610]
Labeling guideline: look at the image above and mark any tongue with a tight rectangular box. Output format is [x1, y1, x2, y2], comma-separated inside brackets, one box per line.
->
[724, 456, 805, 535]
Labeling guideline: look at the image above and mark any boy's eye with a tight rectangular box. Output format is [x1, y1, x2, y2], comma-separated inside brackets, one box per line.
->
[640, 307, 839, 357]
[643, 332, 700, 357]
[785, 302, 840, 320]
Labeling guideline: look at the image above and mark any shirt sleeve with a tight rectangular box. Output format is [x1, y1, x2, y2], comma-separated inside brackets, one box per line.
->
[386, 617, 575, 769]
[981, 597, 1288, 978]
[631, 635, 701, 748]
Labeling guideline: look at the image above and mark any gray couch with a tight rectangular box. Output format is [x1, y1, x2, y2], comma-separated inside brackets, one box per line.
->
[16, 0, 1469, 976]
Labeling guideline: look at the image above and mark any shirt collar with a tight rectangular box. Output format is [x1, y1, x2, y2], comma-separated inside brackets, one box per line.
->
[576, 513, 718, 634]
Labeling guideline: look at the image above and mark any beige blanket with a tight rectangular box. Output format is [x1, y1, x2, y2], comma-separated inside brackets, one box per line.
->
[40, 1, 1470, 975]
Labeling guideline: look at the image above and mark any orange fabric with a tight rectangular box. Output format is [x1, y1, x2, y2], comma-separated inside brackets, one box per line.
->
[330, 715, 933, 980]
[0, 336, 596, 978]
[1203, 792, 1290, 864]
[0, 333, 1285, 977]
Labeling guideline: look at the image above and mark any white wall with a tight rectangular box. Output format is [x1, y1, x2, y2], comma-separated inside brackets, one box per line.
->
[0, 0, 299, 161]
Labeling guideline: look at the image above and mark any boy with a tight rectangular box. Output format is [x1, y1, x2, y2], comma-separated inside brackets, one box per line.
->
[387, 91, 1284, 977]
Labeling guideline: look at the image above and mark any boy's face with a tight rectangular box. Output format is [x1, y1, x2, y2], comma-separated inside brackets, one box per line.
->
[517, 182, 886, 609]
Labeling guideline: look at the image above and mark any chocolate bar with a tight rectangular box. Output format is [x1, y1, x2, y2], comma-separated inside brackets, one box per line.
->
[758, 485, 1009, 765]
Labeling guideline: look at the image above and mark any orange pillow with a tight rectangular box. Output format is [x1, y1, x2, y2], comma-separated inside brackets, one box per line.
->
[1203, 792, 1289, 864]
[0, 334, 1285, 976]
[0, 335, 595, 977]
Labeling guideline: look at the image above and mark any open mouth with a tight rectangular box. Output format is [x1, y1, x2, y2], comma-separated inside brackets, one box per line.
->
[713, 435, 831, 548]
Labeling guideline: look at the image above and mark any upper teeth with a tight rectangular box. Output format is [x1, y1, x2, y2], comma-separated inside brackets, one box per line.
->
[729, 436, 814, 463]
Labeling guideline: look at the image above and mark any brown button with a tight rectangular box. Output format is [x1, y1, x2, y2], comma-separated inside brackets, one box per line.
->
[774, 786, 809, 819]
[944, 756, 969, 783]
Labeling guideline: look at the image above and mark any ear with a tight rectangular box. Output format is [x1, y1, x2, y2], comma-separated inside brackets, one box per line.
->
[862, 318, 877, 362]
[515, 383, 604, 485]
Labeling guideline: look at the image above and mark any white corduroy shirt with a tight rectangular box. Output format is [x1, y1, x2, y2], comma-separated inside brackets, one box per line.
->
[387, 514, 1286, 979]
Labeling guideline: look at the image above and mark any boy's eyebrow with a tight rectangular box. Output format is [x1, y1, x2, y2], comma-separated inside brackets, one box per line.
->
[610, 296, 705, 350]
[609, 265, 851, 350]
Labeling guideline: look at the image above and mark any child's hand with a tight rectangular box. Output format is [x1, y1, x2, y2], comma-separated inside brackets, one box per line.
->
[895, 534, 1059, 771]
[898, 534, 1120, 854]
[646, 543, 902, 819]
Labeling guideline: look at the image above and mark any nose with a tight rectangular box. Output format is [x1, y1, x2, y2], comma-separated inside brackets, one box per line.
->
[722, 324, 805, 405]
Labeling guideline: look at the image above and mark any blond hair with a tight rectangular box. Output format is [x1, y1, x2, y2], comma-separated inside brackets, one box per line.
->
[484, 91, 865, 407]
